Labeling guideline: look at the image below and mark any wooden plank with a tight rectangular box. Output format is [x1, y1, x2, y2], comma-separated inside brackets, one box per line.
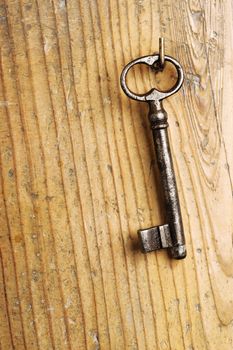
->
[0, 0, 232, 349]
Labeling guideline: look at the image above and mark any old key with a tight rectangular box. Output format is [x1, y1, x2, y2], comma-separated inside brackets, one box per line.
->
[120, 41, 186, 259]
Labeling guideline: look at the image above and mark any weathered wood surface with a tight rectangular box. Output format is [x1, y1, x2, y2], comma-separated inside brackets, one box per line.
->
[0, 0, 232, 349]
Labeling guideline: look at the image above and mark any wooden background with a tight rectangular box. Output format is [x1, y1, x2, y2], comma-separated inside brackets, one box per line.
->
[0, 0, 232, 349]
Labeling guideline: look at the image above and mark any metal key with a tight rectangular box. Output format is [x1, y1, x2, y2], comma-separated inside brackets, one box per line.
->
[120, 44, 186, 259]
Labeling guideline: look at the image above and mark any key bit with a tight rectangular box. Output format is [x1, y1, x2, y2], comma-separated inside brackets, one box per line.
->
[139, 224, 172, 252]
[120, 41, 186, 259]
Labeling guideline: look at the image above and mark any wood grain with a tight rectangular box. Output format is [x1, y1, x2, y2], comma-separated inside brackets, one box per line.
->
[0, 0, 232, 349]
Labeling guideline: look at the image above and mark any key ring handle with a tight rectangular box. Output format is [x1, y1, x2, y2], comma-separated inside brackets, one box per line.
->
[120, 54, 184, 102]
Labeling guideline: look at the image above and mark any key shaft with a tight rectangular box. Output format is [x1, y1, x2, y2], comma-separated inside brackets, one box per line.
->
[146, 101, 186, 258]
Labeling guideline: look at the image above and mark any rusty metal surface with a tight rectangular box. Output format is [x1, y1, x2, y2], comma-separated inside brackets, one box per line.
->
[120, 52, 186, 259]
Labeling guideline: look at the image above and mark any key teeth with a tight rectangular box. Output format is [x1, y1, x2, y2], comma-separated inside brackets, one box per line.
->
[138, 226, 161, 253]
[138, 224, 172, 253]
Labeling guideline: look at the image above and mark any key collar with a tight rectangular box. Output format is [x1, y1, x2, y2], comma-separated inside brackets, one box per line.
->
[120, 54, 184, 102]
